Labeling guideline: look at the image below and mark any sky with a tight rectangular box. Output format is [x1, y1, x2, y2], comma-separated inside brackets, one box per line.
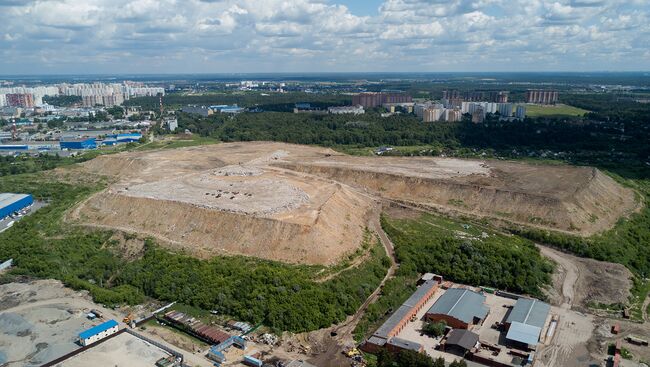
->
[0, 0, 649, 74]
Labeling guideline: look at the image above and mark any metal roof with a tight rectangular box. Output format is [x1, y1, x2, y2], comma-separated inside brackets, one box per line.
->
[388, 337, 422, 352]
[506, 322, 541, 346]
[426, 288, 488, 324]
[0, 193, 30, 209]
[446, 329, 479, 350]
[79, 319, 118, 340]
[374, 280, 438, 338]
[374, 304, 411, 338]
[367, 336, 387, 346]
[506, 298, 550, 329]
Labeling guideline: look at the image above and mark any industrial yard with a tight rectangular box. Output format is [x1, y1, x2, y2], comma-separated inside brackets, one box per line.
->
[0, 280, 124, 366]
[69, 142, 638, 266]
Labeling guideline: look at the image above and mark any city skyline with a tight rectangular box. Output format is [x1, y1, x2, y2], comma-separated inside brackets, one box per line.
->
[1, 0, 649, 75]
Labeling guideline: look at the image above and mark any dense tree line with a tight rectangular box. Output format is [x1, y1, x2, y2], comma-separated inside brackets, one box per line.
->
[381, 214, 553, 297]
[43, 95, 82, 107]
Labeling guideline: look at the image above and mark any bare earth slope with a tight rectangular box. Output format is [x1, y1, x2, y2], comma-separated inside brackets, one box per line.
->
[69, 142, 638, 265]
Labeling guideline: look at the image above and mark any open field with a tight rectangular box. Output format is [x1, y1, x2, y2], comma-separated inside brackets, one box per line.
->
[524, 103, 589, 117]
[68, 142, 638, 267]
[0, 280, 126, 367]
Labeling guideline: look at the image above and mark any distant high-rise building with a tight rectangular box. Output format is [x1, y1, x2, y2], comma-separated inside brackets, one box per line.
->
[6, 93, 34, 108]
[488, 91, 509, 103]
[423, 108, 444, 122]
[352, 92, 412, 108]
[472, 107, 485, 123]
[444, 109, 462, 122]
[515, 105, 526, 119]
[526, 90, 558, 104]
[498, 103, 513, 117]
[442, 90, 461, 100]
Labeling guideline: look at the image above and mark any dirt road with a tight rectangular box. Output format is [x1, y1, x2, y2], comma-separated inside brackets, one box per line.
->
[538, 245, 578, 309]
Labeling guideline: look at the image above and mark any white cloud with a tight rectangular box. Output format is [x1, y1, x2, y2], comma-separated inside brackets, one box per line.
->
[0, 0, 647, 73]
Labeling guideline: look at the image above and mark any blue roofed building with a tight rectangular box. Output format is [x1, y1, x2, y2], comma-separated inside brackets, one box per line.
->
[78, 319, 119, 346]
[505, 298, 550, 350]
[425, 288, 489, 329]
[60, 138, 97, 150]
[0, 193, 33, 219]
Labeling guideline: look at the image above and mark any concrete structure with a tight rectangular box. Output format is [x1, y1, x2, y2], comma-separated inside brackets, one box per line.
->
[60, 138, 97, 150]
[78, 319, 119, 346]
[526, 90, 558, 105]
[362, 279, 440, 353]
[504, 298, 550, 350]
[425, 288, 489, 329]
[166, 118, 178, 132]
[328, 105, 365, 114]
[0, 193, 33, 219]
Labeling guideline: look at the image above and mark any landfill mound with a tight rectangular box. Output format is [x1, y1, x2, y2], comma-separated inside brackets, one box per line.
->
[71, 141, 638, 265]
[278, 158, 637, 235]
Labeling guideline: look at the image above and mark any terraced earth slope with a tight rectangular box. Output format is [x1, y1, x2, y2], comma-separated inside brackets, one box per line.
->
[69, 142, 638, 265]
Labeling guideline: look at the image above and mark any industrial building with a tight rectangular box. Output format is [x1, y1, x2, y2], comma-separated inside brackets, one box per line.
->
[504, 298, 550, 350]
[163, 311, 231, 345]
[78, 319, 119, 346]
[442, 329, 479, 356]
[60, 137, 97, 150]
[328, 105, 365, 114]
[0, 193, 33, 219]
[210, 104, 244, 114]
[362, 279, 440, 353]
[425, 288, 489, 329]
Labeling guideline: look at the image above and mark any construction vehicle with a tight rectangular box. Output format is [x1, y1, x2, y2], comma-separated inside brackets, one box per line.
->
[123, 313, 134, 324]
[343, 347, 361, 358]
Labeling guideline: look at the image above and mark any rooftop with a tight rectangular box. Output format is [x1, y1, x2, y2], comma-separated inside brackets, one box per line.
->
[506, 298, 550, 329]
[426, 288, 488, 324]
[388, 337, 422, 352]
[374, 280, 438, 338]
[446, 329, 479, 351]
[505, 298, 550, 346]
[79, 319, 118, 340]
[0, 193, 31, 208]
[506, 322, 542, 347]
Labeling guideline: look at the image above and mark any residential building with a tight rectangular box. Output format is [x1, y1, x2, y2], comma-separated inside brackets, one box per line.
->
[498, 103, 513, 117]
[352, 92, 412, 108]
[515, 105, 526, 119]
[526, 90, 558, 104]
[6, 94, 34, 108]
[471, 108, 485, 123]
[423, 108, 444, 122]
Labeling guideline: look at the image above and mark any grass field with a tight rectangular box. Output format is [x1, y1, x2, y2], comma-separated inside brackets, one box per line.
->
[524, 103, 589, 117]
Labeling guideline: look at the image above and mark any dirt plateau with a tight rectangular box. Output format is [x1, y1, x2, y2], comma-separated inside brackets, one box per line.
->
[68, 142, 639, 265]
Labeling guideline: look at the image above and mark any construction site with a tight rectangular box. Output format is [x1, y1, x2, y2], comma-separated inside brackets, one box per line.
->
[5, 141, 647, 367]
[69, 142, 638, 265]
